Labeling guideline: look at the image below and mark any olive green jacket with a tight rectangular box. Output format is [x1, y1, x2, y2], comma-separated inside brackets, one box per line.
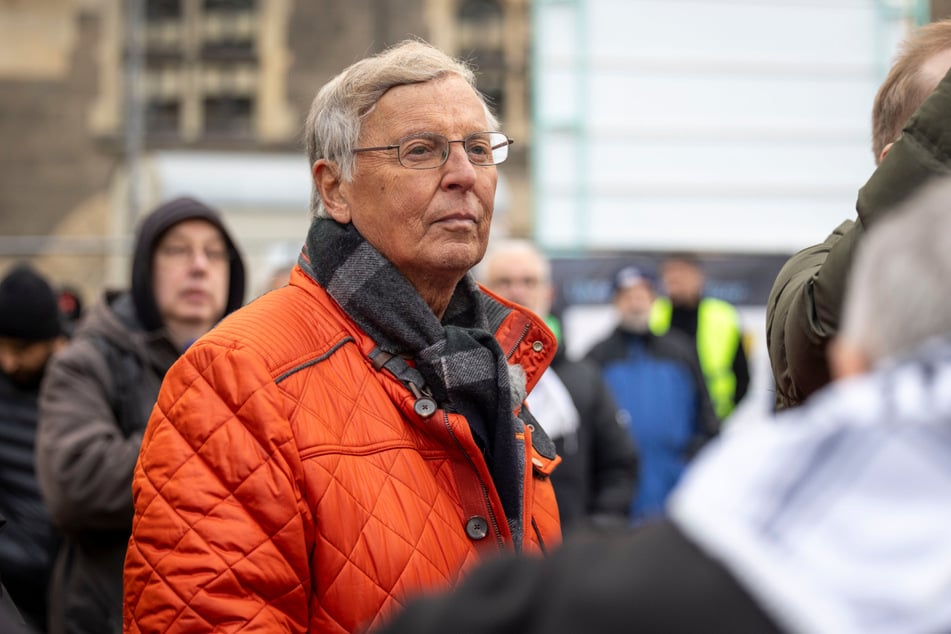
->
[767, 66, 951, 410]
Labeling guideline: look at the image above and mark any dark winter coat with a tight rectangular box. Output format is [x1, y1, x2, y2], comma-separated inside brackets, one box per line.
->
[544, 351, 638, 533]
[0, 371, 58, 631]
[36, 293, 182, 634]
[767, 66, 951, 410]
[375, 520, 781, 634]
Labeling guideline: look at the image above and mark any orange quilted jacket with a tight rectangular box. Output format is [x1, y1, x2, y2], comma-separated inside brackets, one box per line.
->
[123, 267, 561, 633]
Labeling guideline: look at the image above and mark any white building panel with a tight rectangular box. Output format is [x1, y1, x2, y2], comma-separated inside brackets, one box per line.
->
[532, 0, 923, 254]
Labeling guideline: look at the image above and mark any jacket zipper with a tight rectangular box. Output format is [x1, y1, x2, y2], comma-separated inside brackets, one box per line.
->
[505, 321, 532, 360]
[505, 318, 539, 553]
[531, 517, 547, 555]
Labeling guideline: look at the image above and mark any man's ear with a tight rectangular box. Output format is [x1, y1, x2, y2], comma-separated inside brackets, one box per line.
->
[828, 337, 870, 380]
[878, 141, 895, 164]
[313, 159, 352, 224]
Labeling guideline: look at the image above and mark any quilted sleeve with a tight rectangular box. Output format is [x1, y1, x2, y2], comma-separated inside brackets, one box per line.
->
[36, 338, 144, 531]
[123, 341, 312, 633]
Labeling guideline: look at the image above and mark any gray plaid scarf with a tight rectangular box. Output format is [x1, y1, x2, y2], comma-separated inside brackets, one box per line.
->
[299, 217, 529, 539]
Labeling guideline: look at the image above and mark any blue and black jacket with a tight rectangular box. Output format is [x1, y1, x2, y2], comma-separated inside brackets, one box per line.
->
[586, 328, 718, 519]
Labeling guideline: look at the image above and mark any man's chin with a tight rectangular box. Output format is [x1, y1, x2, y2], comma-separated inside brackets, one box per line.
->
[620, 320, 651, 334]
[6, 370, 43, 390]
[172, 305, 225, 322]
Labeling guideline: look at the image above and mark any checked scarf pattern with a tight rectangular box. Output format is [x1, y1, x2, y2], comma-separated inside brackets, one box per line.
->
[298, 217, 528, 541]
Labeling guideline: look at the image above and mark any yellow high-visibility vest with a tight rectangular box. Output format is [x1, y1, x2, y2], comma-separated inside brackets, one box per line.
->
[650, 297, 741, 419]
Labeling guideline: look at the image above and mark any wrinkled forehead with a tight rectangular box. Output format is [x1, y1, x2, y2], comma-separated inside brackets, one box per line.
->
[363, 75, 493, 137]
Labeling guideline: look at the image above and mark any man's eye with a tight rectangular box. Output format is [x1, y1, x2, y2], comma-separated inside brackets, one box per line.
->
[467, 140, 491, 156]
[402, 141, 437, 156]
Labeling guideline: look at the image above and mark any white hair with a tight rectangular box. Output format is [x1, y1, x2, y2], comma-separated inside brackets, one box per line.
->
[303, 39, 499, 218]
[840, 176, 951, 364]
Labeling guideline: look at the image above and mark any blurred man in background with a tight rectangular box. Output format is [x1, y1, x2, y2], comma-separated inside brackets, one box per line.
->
[587, 266, 717, 521]
[482, 240, 638, 534]
[0, 264, 67, 632]
[652, 254, 749, 421]
[36, 197, 246, 634]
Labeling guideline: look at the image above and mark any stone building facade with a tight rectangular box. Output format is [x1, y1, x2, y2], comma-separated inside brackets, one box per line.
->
[0, 0, 532, 302]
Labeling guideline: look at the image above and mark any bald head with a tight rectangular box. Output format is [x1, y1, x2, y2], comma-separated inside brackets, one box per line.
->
[481, 240, 553, 317]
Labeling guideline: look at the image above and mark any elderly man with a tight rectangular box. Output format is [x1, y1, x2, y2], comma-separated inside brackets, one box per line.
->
[123, 41, 561, 633]
[378, 176, 951, 634]
[767, 18, 951, 410]
[37, 197, 246, 634]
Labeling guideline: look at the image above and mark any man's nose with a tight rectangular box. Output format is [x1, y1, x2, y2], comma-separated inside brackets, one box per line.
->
[188, 250, 214, 271]
[505, 289, 528, 305]
[442, 142, 478, 185]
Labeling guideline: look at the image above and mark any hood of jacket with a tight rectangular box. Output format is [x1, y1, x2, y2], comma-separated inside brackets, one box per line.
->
[130, 197, 246, 332]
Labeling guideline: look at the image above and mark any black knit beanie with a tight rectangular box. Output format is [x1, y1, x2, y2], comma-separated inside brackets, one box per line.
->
[130, 197, 246, 332]
[0, 264, 63, 341]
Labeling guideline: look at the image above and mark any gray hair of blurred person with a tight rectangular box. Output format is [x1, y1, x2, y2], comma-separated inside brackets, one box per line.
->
[839, 176, 951, 364]
[304, 39, 500, 218]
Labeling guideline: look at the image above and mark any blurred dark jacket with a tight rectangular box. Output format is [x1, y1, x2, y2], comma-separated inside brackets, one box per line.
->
[586, 329, 717, 519]
[767, 66, 951, 410]
[540, 349, 638, 534]
[0, 370, 57, 632]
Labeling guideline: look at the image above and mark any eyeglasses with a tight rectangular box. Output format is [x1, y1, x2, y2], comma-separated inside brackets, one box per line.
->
[157, 244, 230, 266]
[352, 131, 513, 170]
[489, 276, 546, 290]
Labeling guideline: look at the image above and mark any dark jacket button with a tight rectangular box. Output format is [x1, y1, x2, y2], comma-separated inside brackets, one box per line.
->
[414, 397, 436, 417]
[465, 516, 489, 540]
